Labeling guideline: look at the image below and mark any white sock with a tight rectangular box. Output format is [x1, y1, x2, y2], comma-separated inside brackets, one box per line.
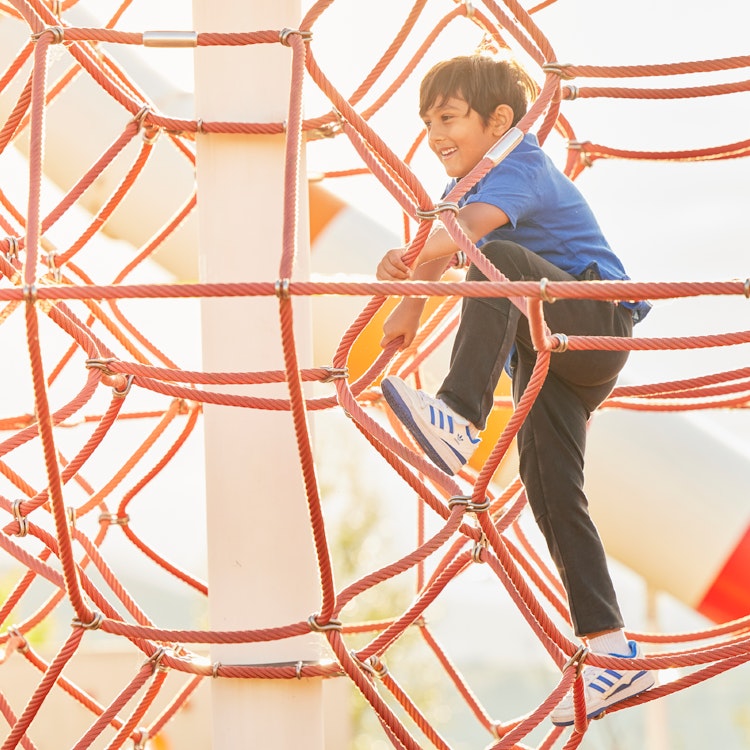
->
[587, 629, 630, 656]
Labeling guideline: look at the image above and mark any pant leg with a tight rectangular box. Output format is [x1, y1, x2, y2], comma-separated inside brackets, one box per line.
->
[437, 239, 631, 426]
[513, 362, 624, 636]
[438, 239, 633, 636]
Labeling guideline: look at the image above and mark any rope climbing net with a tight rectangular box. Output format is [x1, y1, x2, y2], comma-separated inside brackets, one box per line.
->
[1, 0, 749, 748]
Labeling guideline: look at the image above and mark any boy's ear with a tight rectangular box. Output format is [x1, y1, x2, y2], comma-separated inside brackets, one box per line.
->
[490, 104, 514, 136]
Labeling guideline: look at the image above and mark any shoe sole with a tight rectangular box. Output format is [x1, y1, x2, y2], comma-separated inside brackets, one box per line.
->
[551, 671, 656, 726]
[381, 379, 457, 475]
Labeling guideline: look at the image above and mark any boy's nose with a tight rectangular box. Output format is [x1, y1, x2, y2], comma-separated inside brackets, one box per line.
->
[428, 128, 445, 147]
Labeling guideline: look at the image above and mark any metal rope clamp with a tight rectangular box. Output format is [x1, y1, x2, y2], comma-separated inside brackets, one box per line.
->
[72, 612, 104, 630]
[279, 28, 313, 46]
[567, 140, 592, 168]
[12, 500, 28, 537]
[448, 495, 491, 514]
[99, 512, 130, 527]
[551, 333, 569, 353]
[308, 613, 343, 632]
[132, 728, 149, 750]
[146, 646, 170, 673]
[306, 115, 344, 141]
[563, 644, 590, 678]
[143, 30, 198, 48]
[85, 357, 116, 376]
[365, 654, 389, 679]
[275, 278, 291, 299]
[320, 366, 348, 383]
[112, 374, 135, 398]
[539, 277, 555, 303]
[23, 284, 37, 305]
[415, 201, 460, 221]
[47, 251, 62, 283]
[7, 627, 29, 654]
[5, 236, 19, 260]
[31, 26, 65, 44]
[133, 104, 161, 144]
[541, 61, 575, 80]
[472, 532, 489, 563]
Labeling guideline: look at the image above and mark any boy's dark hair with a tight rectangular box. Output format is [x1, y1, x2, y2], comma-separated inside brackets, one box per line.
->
[419, 55, 536, 126]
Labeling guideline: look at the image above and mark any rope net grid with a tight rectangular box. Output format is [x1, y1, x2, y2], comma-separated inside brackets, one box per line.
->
[0, 0, 749, 748]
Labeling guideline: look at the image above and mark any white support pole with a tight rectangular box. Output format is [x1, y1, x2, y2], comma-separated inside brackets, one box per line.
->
[192, 2, 324, 748]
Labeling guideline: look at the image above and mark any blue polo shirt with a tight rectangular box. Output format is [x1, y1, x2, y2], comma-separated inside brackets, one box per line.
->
[446, 133, 651, 322]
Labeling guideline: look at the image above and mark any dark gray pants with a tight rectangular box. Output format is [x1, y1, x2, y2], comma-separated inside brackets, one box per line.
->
[437, 240, 633, 636]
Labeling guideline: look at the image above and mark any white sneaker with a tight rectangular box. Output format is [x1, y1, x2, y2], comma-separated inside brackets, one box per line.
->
[381, 376, 480, 475]
[550, 640, 656, 726]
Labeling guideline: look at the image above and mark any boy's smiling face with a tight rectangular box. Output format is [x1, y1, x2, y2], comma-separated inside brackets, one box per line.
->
[422, 95, 508, 179]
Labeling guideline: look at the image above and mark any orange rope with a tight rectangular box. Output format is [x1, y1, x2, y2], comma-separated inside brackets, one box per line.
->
[1, 2, 749, 748]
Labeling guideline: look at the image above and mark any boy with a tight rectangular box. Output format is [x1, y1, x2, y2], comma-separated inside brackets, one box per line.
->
[376, 55, 654, 725]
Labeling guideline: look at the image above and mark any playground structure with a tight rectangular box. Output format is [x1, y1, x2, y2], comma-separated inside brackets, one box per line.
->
[0, 1, 749, 748]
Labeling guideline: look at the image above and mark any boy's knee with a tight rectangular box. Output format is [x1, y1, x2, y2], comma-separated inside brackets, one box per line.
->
[467, 240, 529, 282]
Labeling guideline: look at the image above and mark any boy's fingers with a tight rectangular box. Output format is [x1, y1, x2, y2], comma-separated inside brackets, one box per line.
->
[381, 331, 411, 350]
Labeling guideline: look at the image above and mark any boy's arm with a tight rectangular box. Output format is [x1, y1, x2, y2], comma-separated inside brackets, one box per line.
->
[379, 257, 445, 349]
[376, 201, 509, 281]
[377, 201, 509, 349]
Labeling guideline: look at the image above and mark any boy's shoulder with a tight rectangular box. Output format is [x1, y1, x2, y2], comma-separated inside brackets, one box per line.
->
[481, 133, 548, 184]
[501, 132, 543, 164]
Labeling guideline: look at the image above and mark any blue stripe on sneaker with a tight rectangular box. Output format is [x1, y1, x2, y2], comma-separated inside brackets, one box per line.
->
[443, 441, 469, 465]
[381, 380, 455, 475]
[447, 414, 454, 433]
